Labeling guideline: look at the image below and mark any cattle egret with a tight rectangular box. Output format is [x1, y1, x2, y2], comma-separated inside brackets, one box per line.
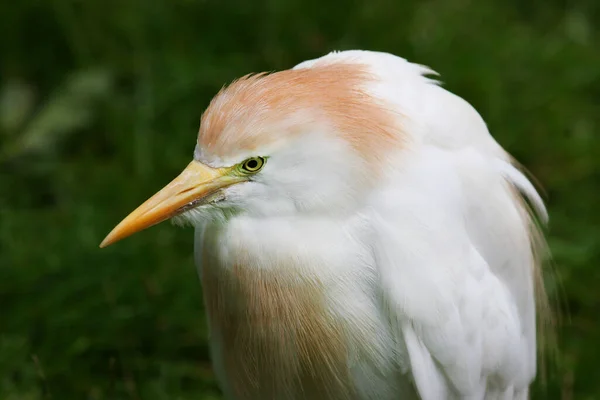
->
[100, 50, 550, 400]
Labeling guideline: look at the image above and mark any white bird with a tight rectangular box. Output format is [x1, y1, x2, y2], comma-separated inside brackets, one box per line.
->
[100, 50, 550, 400]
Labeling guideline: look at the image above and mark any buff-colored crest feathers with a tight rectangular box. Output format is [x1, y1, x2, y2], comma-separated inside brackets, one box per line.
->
[198, 62, 403, 164]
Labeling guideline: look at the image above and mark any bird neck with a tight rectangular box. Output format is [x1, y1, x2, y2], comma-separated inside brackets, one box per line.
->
[196, 214, 374, 399]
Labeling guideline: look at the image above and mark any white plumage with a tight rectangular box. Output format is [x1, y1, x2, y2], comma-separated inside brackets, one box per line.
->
[101, 50, 548, 400]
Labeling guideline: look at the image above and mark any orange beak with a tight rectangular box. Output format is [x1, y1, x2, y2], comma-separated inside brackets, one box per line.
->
[99, 161, 239, 248]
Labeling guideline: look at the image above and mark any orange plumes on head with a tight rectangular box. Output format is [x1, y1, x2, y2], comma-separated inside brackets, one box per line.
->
[198, 62, 403, 166]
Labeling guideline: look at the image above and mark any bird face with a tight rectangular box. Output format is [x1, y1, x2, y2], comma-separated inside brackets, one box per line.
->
[100, 61, 401, 248]
[100, 128, 369, 248]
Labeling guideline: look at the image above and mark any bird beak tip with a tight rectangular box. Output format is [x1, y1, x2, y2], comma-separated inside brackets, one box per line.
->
[97, 161, 229, 250]
[98, 230, 120, 249]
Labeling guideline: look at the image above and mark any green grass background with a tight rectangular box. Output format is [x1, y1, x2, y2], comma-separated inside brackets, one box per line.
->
[1, 0, 599, 398]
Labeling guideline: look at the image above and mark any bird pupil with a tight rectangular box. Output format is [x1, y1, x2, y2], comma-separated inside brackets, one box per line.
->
[246, 159, 258, 169]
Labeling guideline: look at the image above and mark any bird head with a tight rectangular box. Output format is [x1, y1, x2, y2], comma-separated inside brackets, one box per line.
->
[100, 61, 401, 248]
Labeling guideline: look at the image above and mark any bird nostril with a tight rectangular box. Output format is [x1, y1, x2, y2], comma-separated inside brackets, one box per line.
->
[178, 187, 196, 195]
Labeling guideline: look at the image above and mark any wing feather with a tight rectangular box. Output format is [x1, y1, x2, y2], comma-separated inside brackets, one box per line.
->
[295, 50, 548, 398]
[402, 323, 451, 400]
[370, 144, 541, 398]
[320, 51, 550, 399]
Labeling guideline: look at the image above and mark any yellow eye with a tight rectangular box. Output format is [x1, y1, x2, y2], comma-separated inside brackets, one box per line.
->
[240, 157, 265, 173]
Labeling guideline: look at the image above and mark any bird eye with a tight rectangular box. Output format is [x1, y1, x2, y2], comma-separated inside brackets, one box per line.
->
[240, 157, 265, 173]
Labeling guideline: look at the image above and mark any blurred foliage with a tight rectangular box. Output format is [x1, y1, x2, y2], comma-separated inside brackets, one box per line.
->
[1, 69, 113, 161]
[0, 0, 598, 399]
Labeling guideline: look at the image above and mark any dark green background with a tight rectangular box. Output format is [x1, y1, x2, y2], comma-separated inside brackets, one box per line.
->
[1, 0, 598, 398]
